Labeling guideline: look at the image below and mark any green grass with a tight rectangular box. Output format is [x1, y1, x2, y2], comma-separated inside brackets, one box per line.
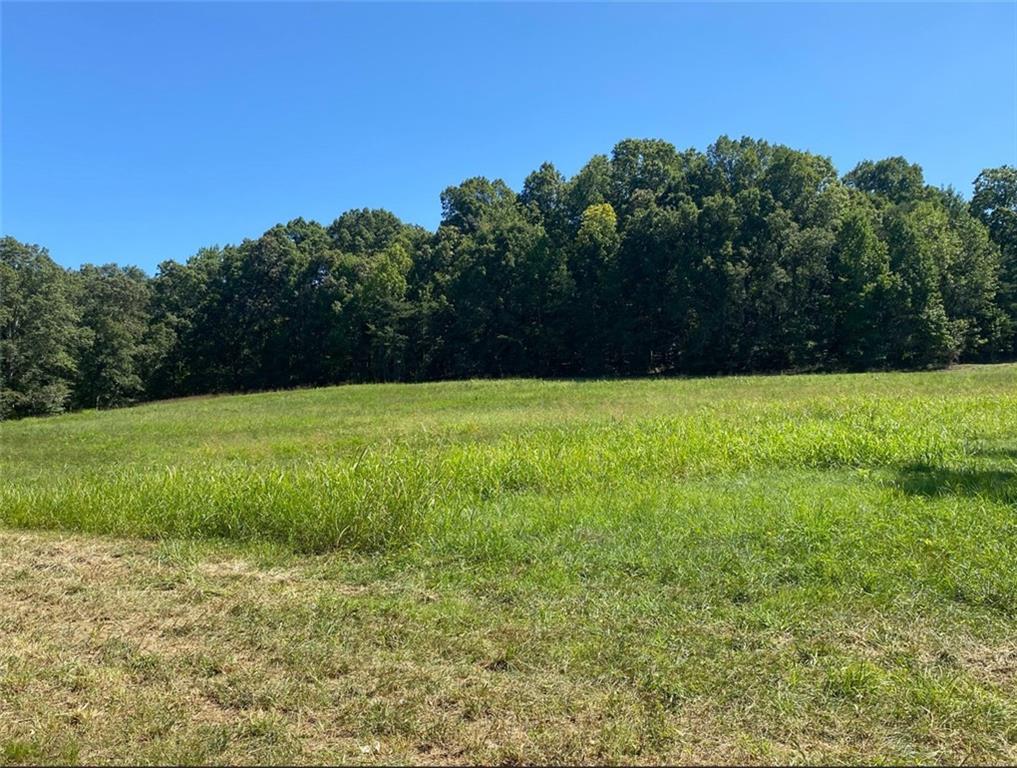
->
[1, 365, 1016, 763]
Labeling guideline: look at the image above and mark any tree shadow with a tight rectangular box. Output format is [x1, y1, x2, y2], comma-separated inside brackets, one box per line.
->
[895, 460, 1017, 506]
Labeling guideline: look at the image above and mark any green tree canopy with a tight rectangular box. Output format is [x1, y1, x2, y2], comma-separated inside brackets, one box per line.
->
[3, 137, 1014, 419]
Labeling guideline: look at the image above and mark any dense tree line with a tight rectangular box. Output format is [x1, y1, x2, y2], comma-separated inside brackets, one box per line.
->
[2, 137, 1016, 419]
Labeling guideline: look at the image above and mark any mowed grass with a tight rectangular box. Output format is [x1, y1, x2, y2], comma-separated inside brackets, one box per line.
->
[1, 365, 1016, 763]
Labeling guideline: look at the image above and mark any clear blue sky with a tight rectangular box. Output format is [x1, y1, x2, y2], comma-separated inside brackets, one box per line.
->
[3, 2, 1016, 273]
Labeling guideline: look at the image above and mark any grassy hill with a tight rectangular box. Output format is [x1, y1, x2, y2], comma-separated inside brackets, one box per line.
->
[2, 366, 1016, 763]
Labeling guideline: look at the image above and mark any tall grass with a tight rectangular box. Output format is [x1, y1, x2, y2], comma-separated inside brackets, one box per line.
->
[3, 375, 1013, 552]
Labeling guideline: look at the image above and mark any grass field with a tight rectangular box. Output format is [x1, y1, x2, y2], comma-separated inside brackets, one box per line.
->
[2, 365, 1016, 764]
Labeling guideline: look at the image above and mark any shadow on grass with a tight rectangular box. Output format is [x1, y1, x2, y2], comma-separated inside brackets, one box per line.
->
[894, 452, 1017, 616]
[895, 462, 1016, 506]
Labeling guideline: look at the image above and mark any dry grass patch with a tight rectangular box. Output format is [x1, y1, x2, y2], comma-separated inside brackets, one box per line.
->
[2, 527, 1016, 765]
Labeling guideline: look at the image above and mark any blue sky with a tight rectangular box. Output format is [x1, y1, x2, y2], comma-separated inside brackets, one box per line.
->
[3, 2, 1016, 273]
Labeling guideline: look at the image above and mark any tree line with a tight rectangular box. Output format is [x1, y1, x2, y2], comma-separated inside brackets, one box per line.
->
[3, 137, 1016, 419]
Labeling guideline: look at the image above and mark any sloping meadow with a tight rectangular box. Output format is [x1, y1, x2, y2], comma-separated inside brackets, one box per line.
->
[3, 367, 1017, 762]
[2, 369, 1013, 555]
